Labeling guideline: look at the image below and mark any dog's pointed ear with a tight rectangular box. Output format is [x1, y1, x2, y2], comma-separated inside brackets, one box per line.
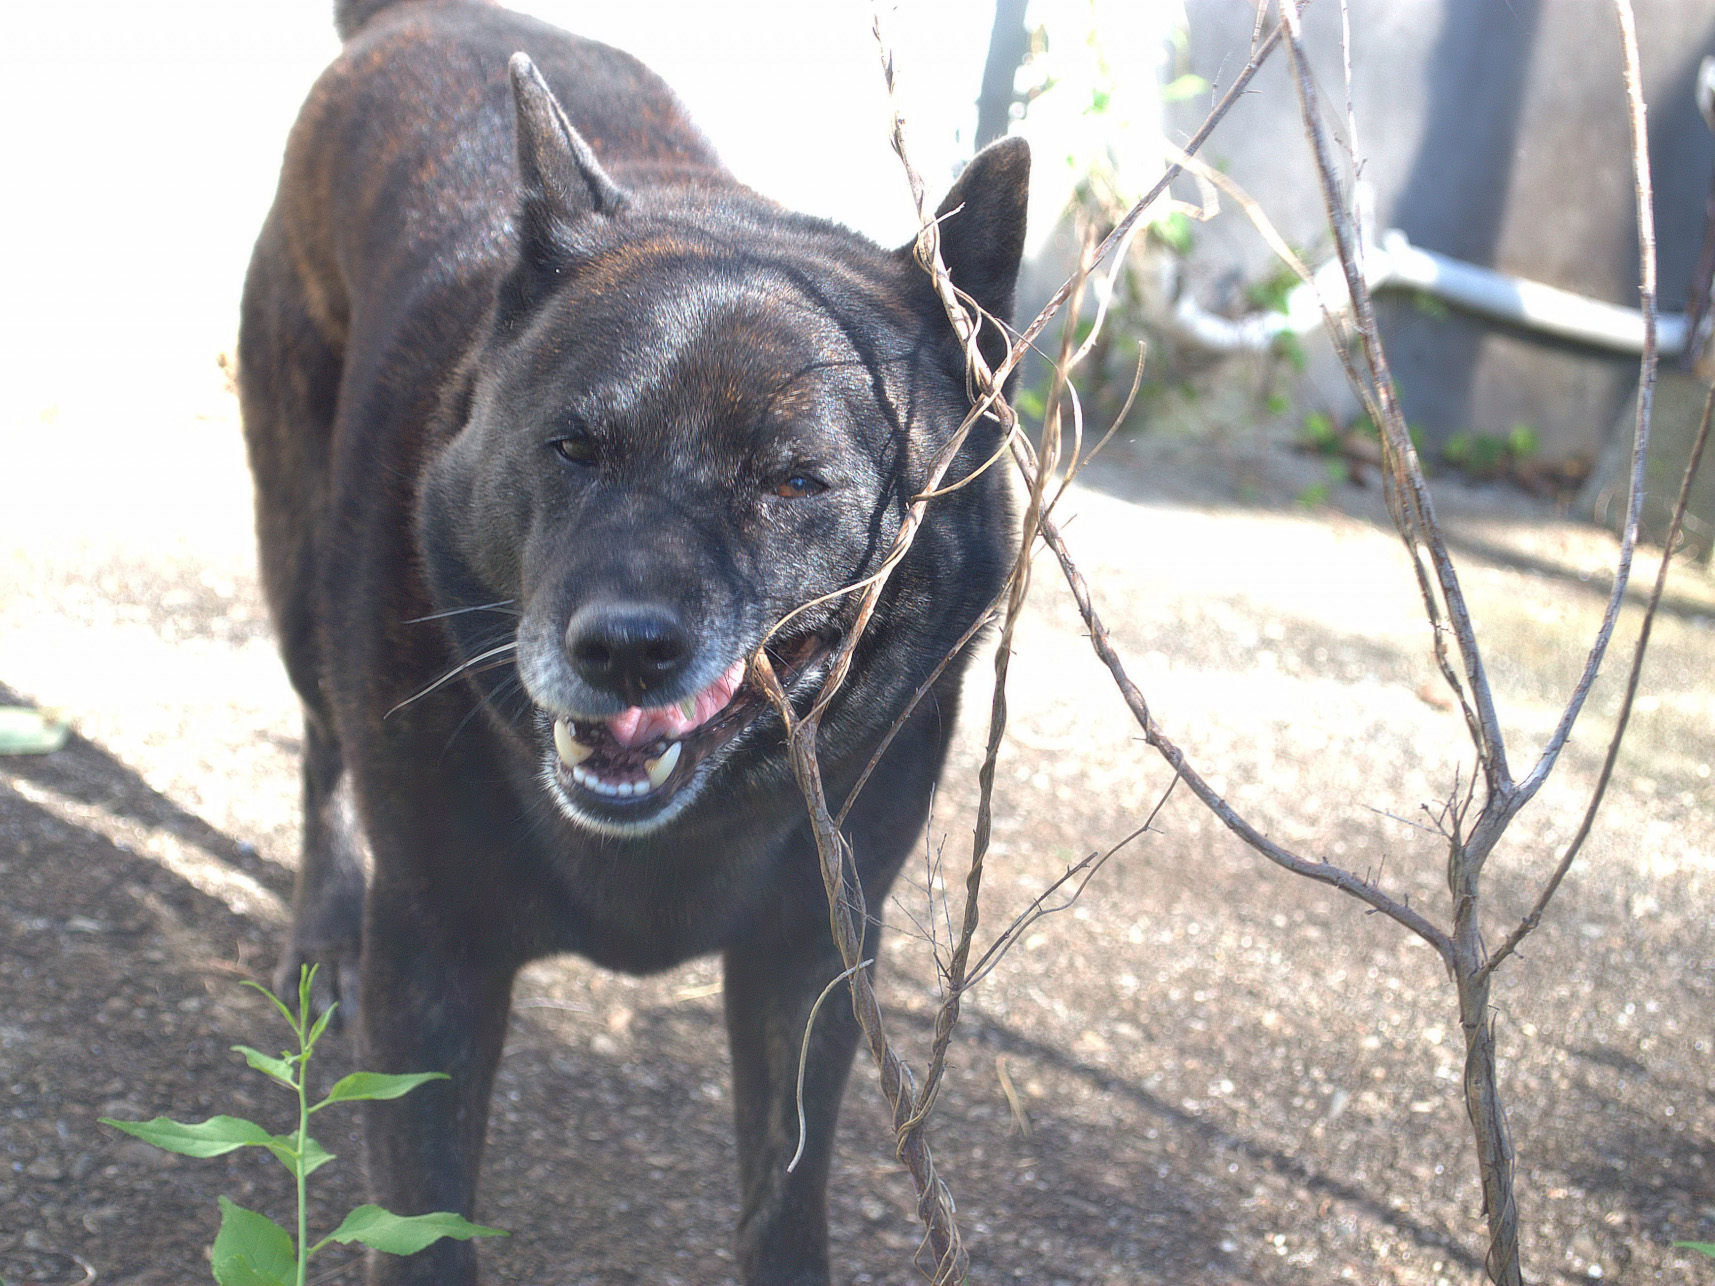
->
[913, 136, 1031, 324]
[506, 52, 626, 288]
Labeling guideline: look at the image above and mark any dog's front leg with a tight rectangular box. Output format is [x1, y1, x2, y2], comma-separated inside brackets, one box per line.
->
[724, 923, 866, 1286]
[274, 710, 366, 1023]
[361, 877, 515, 1286]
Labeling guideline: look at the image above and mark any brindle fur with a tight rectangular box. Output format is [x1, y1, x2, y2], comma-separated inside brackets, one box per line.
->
[239, 2, 1027, 1281]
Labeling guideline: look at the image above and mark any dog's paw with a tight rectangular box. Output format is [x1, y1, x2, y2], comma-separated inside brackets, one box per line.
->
[272, 938, 361, 1031]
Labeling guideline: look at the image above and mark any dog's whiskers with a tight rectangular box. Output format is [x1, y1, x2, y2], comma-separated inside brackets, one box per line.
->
[404, 599, 519, 625]
[387, 641, 518, 717]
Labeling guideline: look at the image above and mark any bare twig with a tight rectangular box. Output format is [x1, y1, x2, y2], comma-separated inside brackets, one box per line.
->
[1026, 503, 1454, 958]
[1511, 0, 1657, 806]
[1278, 2, 1509, 808]
[833, 589, 1006, 829]
[994, 1055, 1031, 1137]
[1482, 383, 1714, 981]
[966, 781, 1177, 991]
[788, 958, 873, 1174]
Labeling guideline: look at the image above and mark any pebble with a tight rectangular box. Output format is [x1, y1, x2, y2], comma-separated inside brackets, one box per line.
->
[25, 1157, 64, 1180]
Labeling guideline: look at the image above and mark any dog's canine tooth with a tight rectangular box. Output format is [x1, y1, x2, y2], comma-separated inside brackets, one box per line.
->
[554, 719, 594, 766]
[645, 741, 682, 788]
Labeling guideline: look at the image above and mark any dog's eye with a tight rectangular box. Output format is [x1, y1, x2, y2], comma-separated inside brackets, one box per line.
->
[550, 426, 597, 466]
[772, 473, 826, 499]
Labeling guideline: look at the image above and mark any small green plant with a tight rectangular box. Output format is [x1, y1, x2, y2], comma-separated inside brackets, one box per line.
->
[1245, 262, 1302, 316]
[1302, 410, 1341, 455]
[1150, 209, 1196, 256]
[1272, 331, 1307, 373]
[1678, 1241, 1715, 1260]
[1410, 289, 1450, 320]
[101, 967, 503, 1286]
[1444, 422, 1538, 481]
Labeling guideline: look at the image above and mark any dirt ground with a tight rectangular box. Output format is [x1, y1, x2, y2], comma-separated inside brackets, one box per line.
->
[2, 351, 1713, 1286]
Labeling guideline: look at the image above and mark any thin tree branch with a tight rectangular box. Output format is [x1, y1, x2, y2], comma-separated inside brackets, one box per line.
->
[1028, 502, 1454, 961]
[966, 780, 1178, 991]
[1482, 382, 1713, 981]
[1278, 1, 1511, 810]
[1511, 0, 1657, 805]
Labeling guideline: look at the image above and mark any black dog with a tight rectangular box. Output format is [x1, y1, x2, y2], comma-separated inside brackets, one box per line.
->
[239, 2, 1026, 1280]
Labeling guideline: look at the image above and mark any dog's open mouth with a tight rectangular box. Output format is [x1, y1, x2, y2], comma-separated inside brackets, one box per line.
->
[547, 632, 831, 813]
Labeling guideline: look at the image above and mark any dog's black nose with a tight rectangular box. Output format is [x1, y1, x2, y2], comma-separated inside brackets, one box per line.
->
[564, 603, 692, 705]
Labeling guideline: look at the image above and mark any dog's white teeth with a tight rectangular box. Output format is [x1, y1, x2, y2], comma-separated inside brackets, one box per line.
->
[554, 719, 594, 766]
[645, 741, 682, 788]
[571, 763, 622, 796]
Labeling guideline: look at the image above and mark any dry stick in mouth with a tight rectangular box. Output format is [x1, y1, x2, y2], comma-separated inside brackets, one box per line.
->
[750, 15, 1294, 1283]
[901, 231, 1096, 1144]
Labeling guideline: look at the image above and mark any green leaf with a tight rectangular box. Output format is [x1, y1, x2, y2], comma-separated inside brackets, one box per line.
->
[261, 1129, 335, 1177]
[1301, 411, 1337, 453]
[240, 979, 299, 1030]
[1152, 210, 1194, 255]
[99, 1114, 272, 1158]
[295, 964, 318, 1037]
[1676, 1241, 1715, 1260]
[314, 1071, 448, 1110]
[0, 707, 68, 755]
[212, 1197, 295, 1286]
[321, 1205, 505, 1256]
[1160, 73, 1209, 103]
[305, 1001, 336, 1052]
[231, 1045, 297, 1087]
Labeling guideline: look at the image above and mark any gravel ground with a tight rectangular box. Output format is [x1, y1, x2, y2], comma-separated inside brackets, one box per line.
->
[2, 354, 1713, 1285]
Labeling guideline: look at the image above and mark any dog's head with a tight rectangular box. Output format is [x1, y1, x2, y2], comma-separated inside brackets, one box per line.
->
[418, 54, 1028, 836]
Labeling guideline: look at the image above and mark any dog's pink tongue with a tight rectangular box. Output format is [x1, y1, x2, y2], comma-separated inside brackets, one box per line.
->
[605, 658, 748, 748]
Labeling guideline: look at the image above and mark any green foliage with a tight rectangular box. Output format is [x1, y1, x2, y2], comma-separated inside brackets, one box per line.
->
[1295, 480, 1330, 508]
[212, 1199, 296, 1286]
[1677, 1241, 1715, 1260]
[1151, 210, 1195, 256]
[1245, 263, 1301, 316]
[1160, 73, 1209, 103]
[1507, 422, 1540, 460]
[101, 967, 504, 1286]
[1272, 332, 1307, 374]
[104, 1114, 274, 1158]
[1444, 422, 1538, 481]
[1012, 384, 1048, 423]
[1302, 411, 1340, 455]
[1411, 290, 1450, 320]
[323, 1206, 505, 1256]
